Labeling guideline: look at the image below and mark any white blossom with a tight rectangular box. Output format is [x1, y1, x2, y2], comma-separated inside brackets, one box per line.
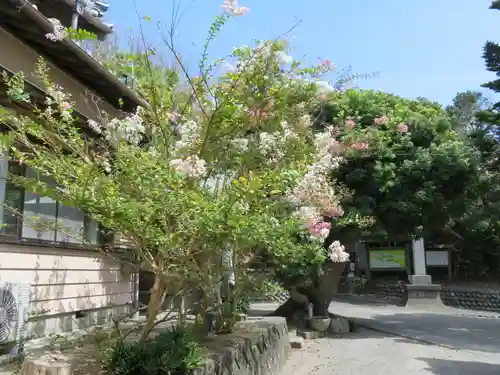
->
[298, 114, 312, 129]
[294, 206, 321, 225]
[316, 80, 335, 94]
[258, 132, 284, 162]
[231, 137, 249, 152]
[280, 121, 298, 141]
[221, 61, 237, 73]
[329, 241, 349, 263]
[254, 42, 273, 59]
[173, 120, 201, 154]
[275, 51, 293, 65]
[87, 119, 102, 134]
[45, 18, 67, 42]
[170, 155, 207, 179]
[288, 125, 345, 224]
[46, 85, 70, 105]
[104, 108, 145, 145]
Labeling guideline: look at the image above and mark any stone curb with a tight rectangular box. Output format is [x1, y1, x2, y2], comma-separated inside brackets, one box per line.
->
[374, 283, 500, 313]
[194, 317, 291, 375]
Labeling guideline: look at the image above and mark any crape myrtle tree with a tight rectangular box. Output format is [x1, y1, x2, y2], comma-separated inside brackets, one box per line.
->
[0, 1, 377, 336]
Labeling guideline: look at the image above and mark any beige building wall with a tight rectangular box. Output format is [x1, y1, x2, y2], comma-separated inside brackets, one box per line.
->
[0, 243, 136, 338]
[0, 26, 121, 120]
[0, 27, 138, 338]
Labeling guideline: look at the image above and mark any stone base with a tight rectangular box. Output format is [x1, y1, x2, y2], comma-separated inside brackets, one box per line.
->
[409, 274, 432, 285]
[405, 284, 445, 309]
[297, 316, 352, 339]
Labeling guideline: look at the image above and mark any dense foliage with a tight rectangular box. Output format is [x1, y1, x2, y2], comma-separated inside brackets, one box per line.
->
[313, 90, 479, 241]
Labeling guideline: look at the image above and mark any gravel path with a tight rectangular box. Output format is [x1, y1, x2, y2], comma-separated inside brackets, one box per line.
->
[280, 327, 500, 375]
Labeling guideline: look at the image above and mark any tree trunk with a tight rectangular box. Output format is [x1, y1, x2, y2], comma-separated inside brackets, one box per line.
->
[269, 262, 345, 319]
[140, 275, 168, 341]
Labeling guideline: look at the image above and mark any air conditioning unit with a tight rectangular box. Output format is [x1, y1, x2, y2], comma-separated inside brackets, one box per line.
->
[0, 283, 30, 355]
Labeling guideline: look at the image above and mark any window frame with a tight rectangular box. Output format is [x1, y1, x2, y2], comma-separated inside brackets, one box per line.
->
[0, 159, 104, 249]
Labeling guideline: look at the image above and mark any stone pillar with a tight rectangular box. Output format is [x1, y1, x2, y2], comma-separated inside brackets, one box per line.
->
[409, 238, 431, 285]
[405, 237, 444, 309]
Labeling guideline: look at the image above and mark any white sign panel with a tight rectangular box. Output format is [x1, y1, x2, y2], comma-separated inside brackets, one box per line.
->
[425, 251, 449, 266]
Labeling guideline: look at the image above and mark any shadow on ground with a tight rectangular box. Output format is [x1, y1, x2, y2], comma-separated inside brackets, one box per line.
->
[331, 294, 398, 307]
[248, 308, 437, 347]
[418, 357, 500, 375]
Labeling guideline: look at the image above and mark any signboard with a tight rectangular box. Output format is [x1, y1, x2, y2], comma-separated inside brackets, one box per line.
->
[425, 251, 449, 266]
[369, 249, 406, 269]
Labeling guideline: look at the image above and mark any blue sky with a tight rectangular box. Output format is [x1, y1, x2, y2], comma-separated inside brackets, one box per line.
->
[106, 0, 498, 105]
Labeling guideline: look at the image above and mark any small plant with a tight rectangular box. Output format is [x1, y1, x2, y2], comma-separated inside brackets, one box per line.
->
[353, 275, 368, 290]
[259, 280, 287, 299]
[47, 333, 73, 351]
[104, 325, 205, 375]
[235, 294, 251, 314]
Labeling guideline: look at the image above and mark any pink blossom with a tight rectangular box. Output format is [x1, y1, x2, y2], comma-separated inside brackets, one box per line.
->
[60, 101, 71, 110]
[397, 123, 409, 133]
[321, 59, 331, 67]
[222, 0, 249, 15]
[236, 6, 250, 15]
[345, 118, 355, 129]
[249, 107, 270, 122]
[307, 220, 331, 239]
[351, 142, 369, 150]
[373, 116, 388, 126]
[318, 59, 335, 71]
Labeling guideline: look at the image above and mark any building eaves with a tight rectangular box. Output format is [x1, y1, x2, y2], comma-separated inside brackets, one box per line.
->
[0, 0, 147, 112]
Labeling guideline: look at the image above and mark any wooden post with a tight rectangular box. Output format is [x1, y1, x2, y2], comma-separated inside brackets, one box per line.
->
[448, 249, 453, 282]
[20, 355, 73, 375]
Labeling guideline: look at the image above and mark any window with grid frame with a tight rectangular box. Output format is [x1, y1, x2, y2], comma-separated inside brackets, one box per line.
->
[0, 157, 102, 246]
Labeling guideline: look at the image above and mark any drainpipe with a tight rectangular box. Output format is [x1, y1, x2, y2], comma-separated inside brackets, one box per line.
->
[71, 0, 82, 30]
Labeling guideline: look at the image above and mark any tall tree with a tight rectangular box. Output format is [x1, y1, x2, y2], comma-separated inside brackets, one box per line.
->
[478, 0, 500, 140]
[482, 0, 500, 96]
[444, 2, 500, 279]
[446, 91, 489, 133]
